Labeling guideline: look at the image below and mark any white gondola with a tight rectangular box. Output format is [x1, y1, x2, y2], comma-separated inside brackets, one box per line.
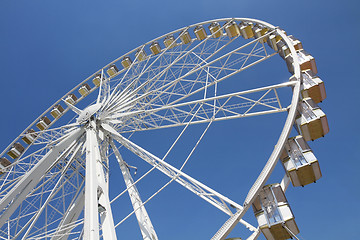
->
[277, 35, 304, 60]
[36, 116, 51, 131]
[106, 64, 119, 77]
[252, 183, 299, 240]
[290, 70, 326, 103]
[78, 83, 91, 97]
[276, 40, 290, 60]
[296, 97, 329, 141]
[92, 73, 102, 87]
[288, 35, 303, 51]
[0, 157, 11, 174]
[224, 21, 240, 38]
[65, 93, 77, 105]
[135, 48, 147, 61]
[194, 25, 207, 41]
[22, 129, 37, 145]
[281, 135, 322, 187]
[50, 104, 65, 119]
[7, 143, 25, 159]
[253, 24, 268, 43]
[180, 30, 192, 44]
[150, 41, 161, 55]
[267, 34, 278, 51]
[121, 56, 132, 69]
[208, 22, 222, 38]
[163, 35, 176, 49]
[286, 50, 318, 75]
[239, 22, 254, 39]
[268, 29, 286, 52]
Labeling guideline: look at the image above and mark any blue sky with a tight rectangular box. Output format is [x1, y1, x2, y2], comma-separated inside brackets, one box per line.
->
[0, 0, 359, 239]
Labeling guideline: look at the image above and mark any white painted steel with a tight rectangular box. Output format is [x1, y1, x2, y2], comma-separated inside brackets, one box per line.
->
[84, 127, 101, 240]
[210, 27, 302, 240]
[246, 228, 261, 240]
[52, 189, 85, 240]
[110, 139, 158, 240]
[280, 174, 291, 192]
[0, 18, 308, 239]
[0, 128, 84, 230]
[103, 123, 257, 232]
[84, 123, 117, 240]
[20, 142, 84, 239]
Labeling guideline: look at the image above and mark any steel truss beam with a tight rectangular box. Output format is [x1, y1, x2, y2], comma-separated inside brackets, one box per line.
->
[18, 141, 84, 239]
[112, 81, 294, 133]
[110, 139, 158, 240]
[210, 27, 302, 239]
[102, 123, 257, 232]
[52, 184, 85, 240]
[84, 123, 117, 240]
[0, 128, 84, 231]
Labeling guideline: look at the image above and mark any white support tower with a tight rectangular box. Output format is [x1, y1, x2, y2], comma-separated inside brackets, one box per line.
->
[84, 122, 117, 240]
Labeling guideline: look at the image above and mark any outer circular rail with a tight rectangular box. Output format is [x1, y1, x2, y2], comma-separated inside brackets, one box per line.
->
[0, 18, 309, 240]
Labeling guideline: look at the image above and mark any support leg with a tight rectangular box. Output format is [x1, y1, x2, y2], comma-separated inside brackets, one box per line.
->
[84, 125, 117, 240]
[110, 139, 158, 240]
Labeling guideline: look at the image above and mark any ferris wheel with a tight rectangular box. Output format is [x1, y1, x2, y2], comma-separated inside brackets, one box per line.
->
[0, 18, 328, 240]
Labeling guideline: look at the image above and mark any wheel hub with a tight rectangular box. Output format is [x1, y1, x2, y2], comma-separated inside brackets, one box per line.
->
[76, 103, 102, 124]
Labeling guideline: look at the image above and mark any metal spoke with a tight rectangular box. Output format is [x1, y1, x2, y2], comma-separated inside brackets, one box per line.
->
[113, 82, 293, 133]
[0, 128, 84, 231]
[0, 18, 312, 239]
[102, 123, 257, 232]
[110, 140, 158, 240]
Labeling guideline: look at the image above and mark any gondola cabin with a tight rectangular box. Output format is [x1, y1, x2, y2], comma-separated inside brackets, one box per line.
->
[277, 35, 303, 60]
[253, 24, 268, 43]
[36, 116, 51, 131]
[252, 183, 299, 240]
[288, 35, 303, 51]
[121, 56, 132, 69]
[224, 21, 240, 38]
[150, 42, 161, 55]
[290, 70, 326, 103]
[163, 35, 176, 49]
[276, 40, 290, 60]
[239, 22, 254, 39]
[50, 104, 65, 119]
[180, 30, 192, 44]
[92, 73, 102, 87]
[286, 50, 318, 75]
[65, 93, 77, 105]
[78, 83, 91, 97]
[267, 34, 278, 51]
[135, 48, 147, 61]
[7, 143, 25, 159]
[281, 135, 322, 187]
[106, 64, 119, 77]
[208, 22, 222, 38]
[22, 129, 37, 145]
[0, 157, 11, 174]
[194, 25, 207, 41]
[295, 97, 329, 141]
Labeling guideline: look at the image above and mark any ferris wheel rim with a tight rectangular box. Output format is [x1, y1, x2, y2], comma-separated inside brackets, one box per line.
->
[0, 17, 282, 158]
[0, 17, 304, 239]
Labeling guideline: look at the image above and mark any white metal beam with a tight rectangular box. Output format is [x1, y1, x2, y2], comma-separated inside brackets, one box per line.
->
[210, 62, 302, 240]
[110, 139, 158, 240]
[84, 127, 100, 240]
[84, 123, 117, 240]
[102, 123, 257, 232]
[20, 142, 84, 239]
[52, 187, 85, 240]
[0, 128, 84, 230]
